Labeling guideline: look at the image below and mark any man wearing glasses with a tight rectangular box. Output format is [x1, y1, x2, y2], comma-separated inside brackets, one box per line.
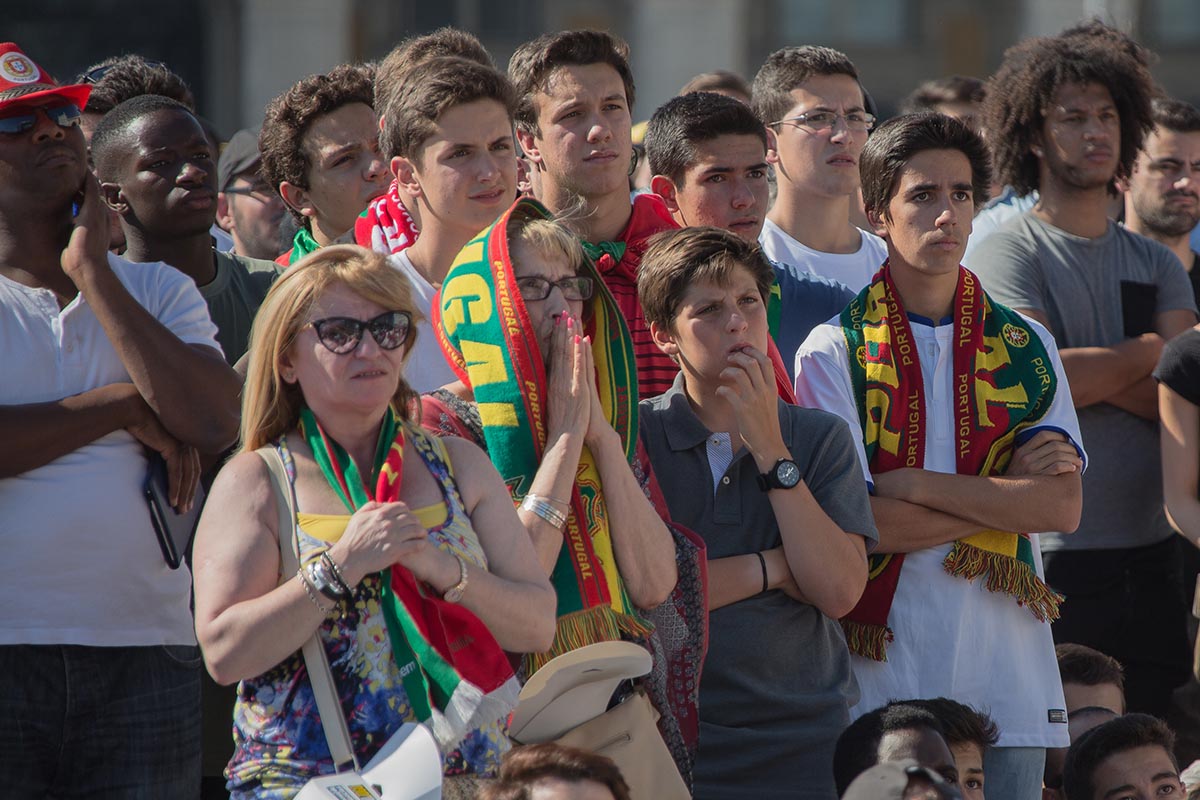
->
[753, 46, 887, 291]
[216, 127, 287, 262]
[0, 43, 239, 798]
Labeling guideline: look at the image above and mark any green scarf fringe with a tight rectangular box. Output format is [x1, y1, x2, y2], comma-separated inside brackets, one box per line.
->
[840, 619, 895, 663]
[943, 542, 1064, 623]
[523, 605, 655, 675]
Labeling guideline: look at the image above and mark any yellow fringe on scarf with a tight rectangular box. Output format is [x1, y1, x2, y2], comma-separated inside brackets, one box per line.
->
[840, 620, 895, 663]
[524, 605, 655, 675]
[942, 542, 1064, 623]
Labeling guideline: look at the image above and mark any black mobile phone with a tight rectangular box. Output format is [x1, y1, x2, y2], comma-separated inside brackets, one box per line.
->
[143, 454, 207, 570]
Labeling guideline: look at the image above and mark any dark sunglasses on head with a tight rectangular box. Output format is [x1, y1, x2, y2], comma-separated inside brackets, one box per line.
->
[81, 60, 168, 84]
[0, 103, 82, 135]
[308, 311, 412, 354]
[516, 275, 595, 302]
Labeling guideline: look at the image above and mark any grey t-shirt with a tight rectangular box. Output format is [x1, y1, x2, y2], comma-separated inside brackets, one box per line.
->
[971, 213, 1197, 551]
[200, 250, 280, 364]
[640, 375, 877, 800]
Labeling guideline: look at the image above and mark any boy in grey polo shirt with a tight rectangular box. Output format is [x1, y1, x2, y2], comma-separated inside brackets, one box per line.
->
[637, 226, 875, 800]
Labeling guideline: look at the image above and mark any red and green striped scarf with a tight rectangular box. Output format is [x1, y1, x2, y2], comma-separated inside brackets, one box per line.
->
[432, 198, 652, 674]
[299, 405, 519, 748]
[840, 263, 1063, 661]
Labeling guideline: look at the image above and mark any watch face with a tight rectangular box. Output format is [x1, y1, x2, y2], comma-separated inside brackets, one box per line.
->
[776, 460, 802, 488]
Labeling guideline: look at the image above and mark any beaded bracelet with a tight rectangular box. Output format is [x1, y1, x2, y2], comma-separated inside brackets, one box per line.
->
[297, 566, 329, 614]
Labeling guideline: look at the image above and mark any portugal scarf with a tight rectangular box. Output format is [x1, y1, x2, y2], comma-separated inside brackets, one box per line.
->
[840, 263, 1063, 661]
[355, 180, 421, 256]
[431, 197, 652, 674]
[299, 406, 519, 749]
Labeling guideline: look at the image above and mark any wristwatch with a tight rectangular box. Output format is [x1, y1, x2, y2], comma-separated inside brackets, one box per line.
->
[305, 560, 348, 602]
[756, 458, 803, 491]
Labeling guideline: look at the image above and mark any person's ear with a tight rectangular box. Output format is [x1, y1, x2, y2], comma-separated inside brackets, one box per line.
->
[99, 181, 128, 216]
[650, 175, 681, 213]
[516, 128, 544, 170]
[216, 192, 235, 232]
[278, 349, 298, 384]
[650, 319, 680, 359]
[392, 155, 422, 200]
[278, 181, 315, 222]
[1030, 130, 1045, 159]
[866, 205, 888, 239]
[766, 127, 781, 165]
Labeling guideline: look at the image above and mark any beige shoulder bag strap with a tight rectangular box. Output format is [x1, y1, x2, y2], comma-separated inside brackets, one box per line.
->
[256, 444, 361, 772]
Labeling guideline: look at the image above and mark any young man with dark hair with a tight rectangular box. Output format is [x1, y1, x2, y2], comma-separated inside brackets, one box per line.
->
[259, 63, 388, 265]
[357, 27, 495, 257]
[478, 743, 632, 800]
[92, 95, 280, 365]
[639, 225, 873, 798]
[679, 70, 751, 105]
[0, 42, 239, 798]
[1062, 714, 1182, 800]
[1125, 97, 1200, 293]
[382, 56, 519, 392]
[904, 698, 1000, 800]
[645, 90, 854, 379]
[77, 53, 196, 141]
[834, 703, 959, 797]
[1057, 643, 1127, 715]
[796, 111, 1086, 800]
[971, 27, 1199, 721]
[216, 127, 286, 262]
[899, 76, 986, 133]
[752, 45, 887, 291]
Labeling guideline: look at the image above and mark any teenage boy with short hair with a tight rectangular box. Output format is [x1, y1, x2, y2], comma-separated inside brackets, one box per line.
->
[1062, 715, 1183, 800]
[92, 96, 279, 364]
[904, 698, 1000, 800]
[795, 112, 1086, 800]
[381, 56, 519, 392]
[971, 28, 1198, 720]
[834, 703, 959, 797]
[638, 226, 873, 798]
[645, 90, 854, 378]
[752, 45, 887, 291]
[259, 63, 388, 265]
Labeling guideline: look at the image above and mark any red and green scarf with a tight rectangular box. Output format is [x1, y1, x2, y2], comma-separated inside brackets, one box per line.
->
[299, 405, 519, 748]
[355, 180, 421, 256]
[840, 263, 1063, 661]
[431, 198, 652, 674]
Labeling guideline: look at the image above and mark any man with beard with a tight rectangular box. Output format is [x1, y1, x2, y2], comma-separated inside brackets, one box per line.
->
[92, 95, 280, 365]
[1125, 98, 1200, 297]
[971, 26, 1198, 722]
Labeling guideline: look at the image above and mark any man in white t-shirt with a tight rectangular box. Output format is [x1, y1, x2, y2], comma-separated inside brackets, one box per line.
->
[752, 46, 888, 291]
[376, 55, 518, 393]
[795, 112, 1085, 800]
[0, 43, 240, 797]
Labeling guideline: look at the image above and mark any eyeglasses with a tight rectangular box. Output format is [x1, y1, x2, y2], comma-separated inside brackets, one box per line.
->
[768, 110, 876, 133]
[516, 275, 595, 302]
[223, 184, 278, 203]
[307, 311, 412, 354]
[0, 103, 82, 135]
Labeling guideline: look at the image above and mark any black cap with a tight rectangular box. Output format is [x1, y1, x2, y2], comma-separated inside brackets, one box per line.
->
[843, 761, 962, 800]
[218, 127, 263, 192]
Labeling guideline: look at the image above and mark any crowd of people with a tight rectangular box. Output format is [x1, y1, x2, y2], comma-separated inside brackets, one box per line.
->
[3, 14, 1200, 800]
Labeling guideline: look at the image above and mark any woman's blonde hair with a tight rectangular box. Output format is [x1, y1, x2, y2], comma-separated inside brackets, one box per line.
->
[506, 213, 586, 276]
[240, 244, 420, 452]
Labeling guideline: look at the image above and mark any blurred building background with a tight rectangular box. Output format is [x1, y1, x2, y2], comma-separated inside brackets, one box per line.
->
[8, 0, 1200, 138]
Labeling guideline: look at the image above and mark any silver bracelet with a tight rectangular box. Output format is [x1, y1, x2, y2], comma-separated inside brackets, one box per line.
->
[297, 567, 329, 614]
[521, 495, 568, 530]
[526, 492, 569, 508]
[320, 550, 352, 596]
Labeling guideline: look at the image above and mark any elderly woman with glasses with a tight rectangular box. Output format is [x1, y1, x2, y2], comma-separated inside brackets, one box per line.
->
[193, 244, 556, 798]
[422, 199, 707, 789]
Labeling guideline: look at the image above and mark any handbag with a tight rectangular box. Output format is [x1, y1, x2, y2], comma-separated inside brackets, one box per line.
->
[509, 642, 690, 800]
[257, 446, 444, 800]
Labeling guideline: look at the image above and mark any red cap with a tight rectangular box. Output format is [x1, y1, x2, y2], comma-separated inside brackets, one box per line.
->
[0, 43, 91, 113]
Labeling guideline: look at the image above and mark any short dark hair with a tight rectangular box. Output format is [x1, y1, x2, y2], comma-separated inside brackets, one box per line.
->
[859, 112, 992, 218]
[476, 743, 631, 800]
[379, 56, 515, 161]
[834, 703, 948, 797]
[985, 25, 1156, 196]
[902, 698, 1000, 752]
[91, 94, 195, 181]
[1056, 643, 1125, 692]
[1063, 714, 1177, 800]
[751, 46, 859, 129]
[900, 76, 986, 114]
[639, 227, 775, 334]
[508, 30, 636, 136]
[680, 70, 751, 99]
[644, 92, 767, 182]
[375, 27, 494, 150]
[79, 55, 195, 114]
[1152, 97, 1200, 135]
[259, 63, 376, 224]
